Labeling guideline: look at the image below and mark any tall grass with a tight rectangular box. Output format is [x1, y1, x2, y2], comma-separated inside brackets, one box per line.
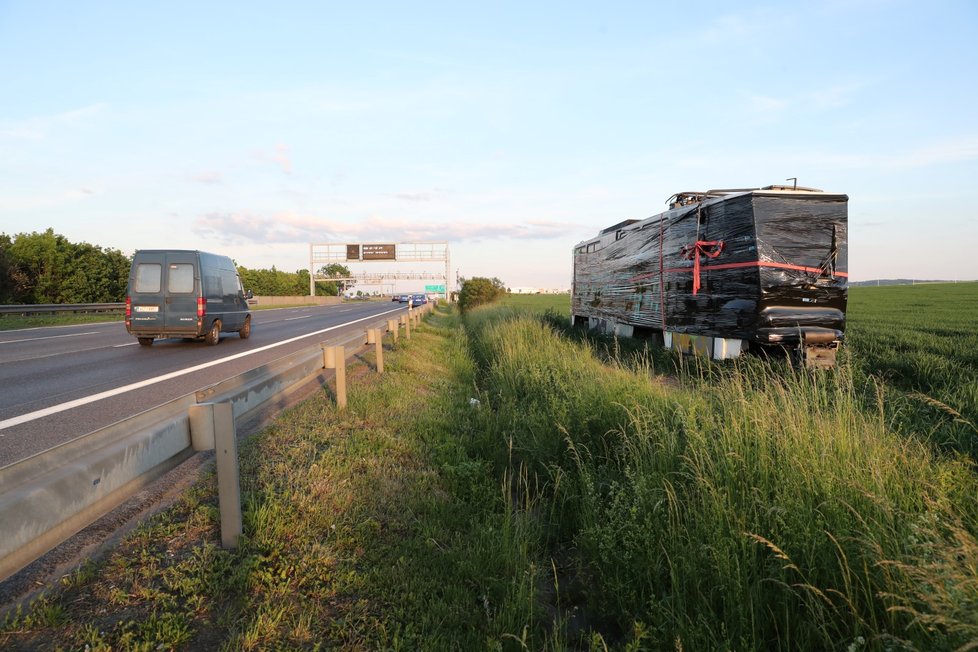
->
[462, 303, 978, 650]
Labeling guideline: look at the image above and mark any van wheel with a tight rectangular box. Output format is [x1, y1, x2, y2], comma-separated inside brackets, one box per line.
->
[205, 320, 221, 346]
[239, 316, 252, 339]
[137, 337, 154, 346]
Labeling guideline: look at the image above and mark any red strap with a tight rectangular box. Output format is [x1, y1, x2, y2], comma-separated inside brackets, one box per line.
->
[629, 261, 850, 283]
[659, 215, 666, 328]
[679, 240, 725, 295]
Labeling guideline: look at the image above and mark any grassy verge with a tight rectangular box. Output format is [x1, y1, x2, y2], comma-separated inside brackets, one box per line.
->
[0, 313, 122, 331]
[0, 306, 549, 650]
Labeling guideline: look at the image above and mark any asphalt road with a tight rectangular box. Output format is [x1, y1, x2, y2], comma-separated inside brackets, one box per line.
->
[0, 301, 406, 467]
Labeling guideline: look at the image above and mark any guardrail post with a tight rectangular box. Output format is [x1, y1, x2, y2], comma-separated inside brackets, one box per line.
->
[366, 328, 384, 374]
[189, 402, 242, 548]
[323, 345, 347, 410]
[387, 319, 398, 344]
[402, 314, 411, 340]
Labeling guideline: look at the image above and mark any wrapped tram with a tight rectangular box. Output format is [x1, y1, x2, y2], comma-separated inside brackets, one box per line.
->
[571, 185, 848, 368]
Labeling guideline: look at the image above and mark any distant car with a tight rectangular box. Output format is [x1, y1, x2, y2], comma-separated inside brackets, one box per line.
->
[411, 293, 427, 305]
[395, 294, 411, 303]
[391, 295, 399, 302]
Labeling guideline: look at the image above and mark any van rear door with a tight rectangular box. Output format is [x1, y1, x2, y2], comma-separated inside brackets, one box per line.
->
[163, 252, 200, 333]
[129, 252, 165, 332]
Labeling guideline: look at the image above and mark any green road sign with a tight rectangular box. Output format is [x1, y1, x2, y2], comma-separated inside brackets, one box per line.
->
[425, 284, 446, 292]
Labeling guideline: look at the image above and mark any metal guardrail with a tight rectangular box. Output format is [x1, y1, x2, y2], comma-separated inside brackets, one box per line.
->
[0, 305, 433, 582]
[0, 303, 125, 316]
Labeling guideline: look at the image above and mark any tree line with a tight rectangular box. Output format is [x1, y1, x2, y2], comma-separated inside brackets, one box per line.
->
[0, 229, 131, 304]
[237, 263, 352, 297]
[0, 229, 351, 304]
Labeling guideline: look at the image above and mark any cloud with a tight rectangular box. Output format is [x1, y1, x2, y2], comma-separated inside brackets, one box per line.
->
[889, 137, 978, 169]
[387, 188, 453, 202]
[194, 212, 351, 244]
[745, 82, 865, 121]
[690, 13, 753, 44]
[362, 216, 581, 242]
[749, 95, 791, 115]
[0, 103, 108, 140]
[674, 133, 978, 173]
[254, 144, 293, 175]
[804, 82, 864, 110]
[390, 192, 434, 202]
[799, 136, 978, 170]
[191, 171, 223, 184]
[192, 212, 583, 245]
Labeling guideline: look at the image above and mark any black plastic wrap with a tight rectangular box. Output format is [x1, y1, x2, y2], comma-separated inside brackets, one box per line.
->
[571, 189, 848, 344]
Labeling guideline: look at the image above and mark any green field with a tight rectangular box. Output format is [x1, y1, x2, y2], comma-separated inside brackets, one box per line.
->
[846, 283, 978, 457]
[3, 287, 977, 650]
[500, 292, 570, 314]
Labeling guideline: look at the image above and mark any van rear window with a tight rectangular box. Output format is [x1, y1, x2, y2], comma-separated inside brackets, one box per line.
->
[133, 264, 161, 293]
[168, 264, 195, 293]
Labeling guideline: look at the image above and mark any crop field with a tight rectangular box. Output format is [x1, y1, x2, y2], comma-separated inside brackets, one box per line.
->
[499, 292, 570, 314]
[846, 283, 978, 458]
[3, 285, 977, 650]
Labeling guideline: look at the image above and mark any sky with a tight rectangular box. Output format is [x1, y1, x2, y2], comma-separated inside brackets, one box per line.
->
[1, 1, 977, 292]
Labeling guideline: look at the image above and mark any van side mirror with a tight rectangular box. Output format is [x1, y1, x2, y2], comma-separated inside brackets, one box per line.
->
[246, 290, 254, 299]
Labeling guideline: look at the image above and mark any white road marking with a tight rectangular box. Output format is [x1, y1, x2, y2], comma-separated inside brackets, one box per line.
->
[284, 315, 312, 321]
[0, 307, 403, 431]
[0, 331, 99, 345]
[114, 342, 139, 348]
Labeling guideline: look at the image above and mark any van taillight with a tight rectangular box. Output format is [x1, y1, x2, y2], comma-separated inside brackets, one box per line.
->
[197, 296, 206, 318]
[125, 296, 132, 319]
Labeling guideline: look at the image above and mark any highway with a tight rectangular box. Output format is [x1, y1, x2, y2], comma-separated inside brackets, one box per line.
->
[0, 301, 405, 468]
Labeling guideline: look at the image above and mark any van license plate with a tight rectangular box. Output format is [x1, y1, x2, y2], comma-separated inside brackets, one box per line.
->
[134, 306, 159, 313]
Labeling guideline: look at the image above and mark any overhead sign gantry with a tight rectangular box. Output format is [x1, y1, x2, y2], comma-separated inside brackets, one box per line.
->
[309, 241, 451, 297]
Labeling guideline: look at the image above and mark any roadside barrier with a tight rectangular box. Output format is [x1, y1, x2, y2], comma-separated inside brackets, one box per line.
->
[322, 345, 347, 411]
[0, 311, 420, 581]
[0, 302, 125, 316]
[366, 329, 384, 374]
[188, 402, 242, 548]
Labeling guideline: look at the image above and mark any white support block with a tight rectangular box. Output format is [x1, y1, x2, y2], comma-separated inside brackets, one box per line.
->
[712, 337, 744, 360]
